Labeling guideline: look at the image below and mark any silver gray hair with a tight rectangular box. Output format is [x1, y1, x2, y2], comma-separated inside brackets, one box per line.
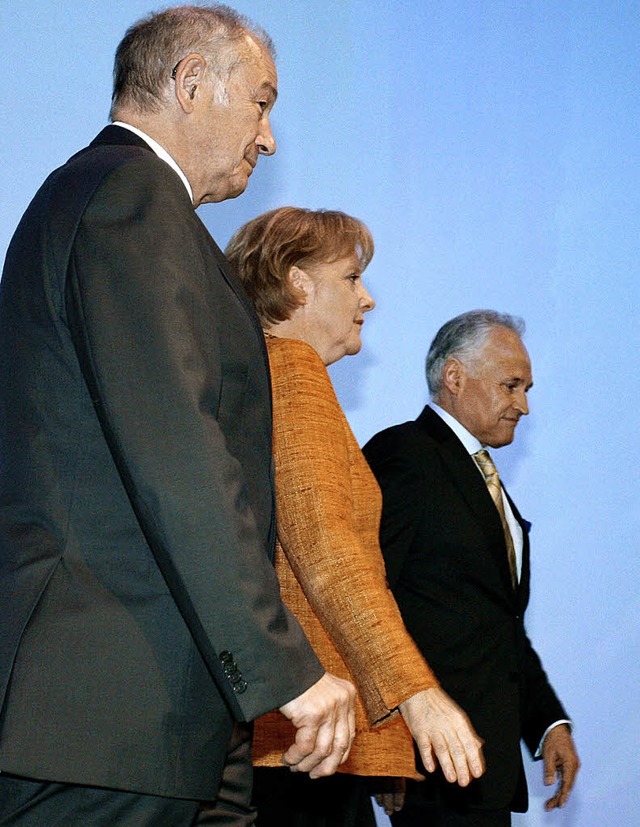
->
[110, 4, 275, 117]
[426, 309, 525, 399]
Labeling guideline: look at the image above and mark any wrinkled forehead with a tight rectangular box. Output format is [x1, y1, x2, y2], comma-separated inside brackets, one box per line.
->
[472, 328, 531, 375]
[230, 34, 277, 87]
[486, 327, 528, 357]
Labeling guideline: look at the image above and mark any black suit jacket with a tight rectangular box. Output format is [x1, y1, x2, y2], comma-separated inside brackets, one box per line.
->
[363, 405, 567, 812]
[0, 126, 322, 798]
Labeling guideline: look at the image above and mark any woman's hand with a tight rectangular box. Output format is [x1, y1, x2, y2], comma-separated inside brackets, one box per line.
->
[399, 687, 485, 786]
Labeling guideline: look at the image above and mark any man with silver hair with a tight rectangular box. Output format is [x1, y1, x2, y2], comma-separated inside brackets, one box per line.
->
[364, 310, 579, 826]
[0, 5, 354, 824]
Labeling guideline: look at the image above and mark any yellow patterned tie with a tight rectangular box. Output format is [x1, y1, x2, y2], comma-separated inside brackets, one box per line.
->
[473, 449, 518, 589]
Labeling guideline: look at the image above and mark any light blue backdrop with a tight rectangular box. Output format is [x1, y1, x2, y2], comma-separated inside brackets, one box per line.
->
[2, 2, 638, 825]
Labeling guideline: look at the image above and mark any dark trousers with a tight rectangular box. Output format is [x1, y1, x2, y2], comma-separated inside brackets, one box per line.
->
[252, 767, 376, 827]
[0, 723, 254, 826]
[197, 723, 255, 826]
[391, 783, 511, 827]
[392, 808, 510, 827]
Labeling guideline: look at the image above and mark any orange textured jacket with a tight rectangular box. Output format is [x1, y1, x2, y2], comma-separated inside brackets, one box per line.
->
[252, 337, 437, 777]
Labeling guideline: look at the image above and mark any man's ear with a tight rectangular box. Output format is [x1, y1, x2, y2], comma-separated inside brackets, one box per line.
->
[172, 53, 206, 113]
[442, 357, 464, 396]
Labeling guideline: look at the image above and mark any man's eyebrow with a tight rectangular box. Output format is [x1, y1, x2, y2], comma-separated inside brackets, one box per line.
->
[514, 376, 534, 390]
[257, 81, 278, 102]
[504, 375, 533, 389]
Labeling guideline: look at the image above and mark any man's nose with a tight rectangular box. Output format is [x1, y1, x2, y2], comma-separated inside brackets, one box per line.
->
[514, 389, 529, 416]
[257, 117, 276, 156]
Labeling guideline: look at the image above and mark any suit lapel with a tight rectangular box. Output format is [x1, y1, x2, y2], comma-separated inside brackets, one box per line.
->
[504, 488, 531, 609]
[417, 406, 518, 598]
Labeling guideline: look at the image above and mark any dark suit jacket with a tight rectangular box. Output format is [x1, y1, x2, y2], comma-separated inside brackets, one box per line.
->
[363, 405, 567, 812]
[0, 126, 322, 798]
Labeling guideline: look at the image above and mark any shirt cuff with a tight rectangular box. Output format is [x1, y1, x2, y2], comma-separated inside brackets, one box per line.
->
[534, 719, 573, 758]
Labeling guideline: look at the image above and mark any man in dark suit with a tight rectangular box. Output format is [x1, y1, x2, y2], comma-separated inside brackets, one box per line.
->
[363, 310, 579, 826]
[0, 6, 354, 825]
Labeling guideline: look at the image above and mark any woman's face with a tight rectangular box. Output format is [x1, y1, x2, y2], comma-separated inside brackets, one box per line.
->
[293, 251, 376, 365]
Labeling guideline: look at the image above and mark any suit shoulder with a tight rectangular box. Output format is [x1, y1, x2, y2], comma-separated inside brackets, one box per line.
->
[79, 144, 183, 196]
[19, 144, 185, 242]
[364, 419, 437, 461]
[56, 140, 184, 205]
[48, 140, 150, 186]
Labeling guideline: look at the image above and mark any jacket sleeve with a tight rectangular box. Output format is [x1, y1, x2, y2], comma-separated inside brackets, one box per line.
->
[510, 499, 570, 757]
[519, 632, 570, 758]
[362, 429, 431, 590]
[64, 155, 322, 721]
[269, 339, 437, 724]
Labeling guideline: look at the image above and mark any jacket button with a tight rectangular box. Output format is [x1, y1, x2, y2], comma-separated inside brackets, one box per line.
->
[233, 679, 248, 694]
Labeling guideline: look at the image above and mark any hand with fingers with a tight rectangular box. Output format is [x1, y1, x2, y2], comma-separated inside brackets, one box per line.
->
[542, 724, 580, 811]
[399, 686, 485, 787]
[278, 672, 357, 779]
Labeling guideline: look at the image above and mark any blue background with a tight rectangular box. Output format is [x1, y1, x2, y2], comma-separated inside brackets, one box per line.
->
[2, 2, 638, 825]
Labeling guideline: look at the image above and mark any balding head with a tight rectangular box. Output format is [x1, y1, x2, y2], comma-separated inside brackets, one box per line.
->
[110, 4, 274, 120]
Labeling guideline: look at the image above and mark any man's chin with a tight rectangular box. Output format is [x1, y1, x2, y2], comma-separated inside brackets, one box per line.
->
[494, 434, 516, 448]
[213, 170, 252, 202]
[227, 186, 248, 200]
[205, 181, 248, 204]
[228, 175, 250, 199]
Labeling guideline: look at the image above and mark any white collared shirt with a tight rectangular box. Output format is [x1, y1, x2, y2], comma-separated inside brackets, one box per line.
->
[111, 121, 194, 204]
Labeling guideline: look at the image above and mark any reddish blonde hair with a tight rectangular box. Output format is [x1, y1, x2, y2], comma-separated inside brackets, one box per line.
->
[225, 207, 374, 326]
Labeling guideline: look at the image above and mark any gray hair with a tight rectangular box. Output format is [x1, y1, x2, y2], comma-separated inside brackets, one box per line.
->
[426, 309, 525, 399]
[110, 4, 275, 117]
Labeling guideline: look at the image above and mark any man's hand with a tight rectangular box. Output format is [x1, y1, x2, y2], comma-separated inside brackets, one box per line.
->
[399, 687, 485, 787]
[542, 724, 580, 810]
[278, 672, 356, 779]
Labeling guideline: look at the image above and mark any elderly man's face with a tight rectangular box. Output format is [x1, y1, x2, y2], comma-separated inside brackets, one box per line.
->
[454, 327, 532, 448]
[190, 36, 277, 205]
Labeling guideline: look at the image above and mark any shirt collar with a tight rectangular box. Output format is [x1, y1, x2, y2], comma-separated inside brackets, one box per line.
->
[111, 121, 194, 204]
[429, 402, 484, 455]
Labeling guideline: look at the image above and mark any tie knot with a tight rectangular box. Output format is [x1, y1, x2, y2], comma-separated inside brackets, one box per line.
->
[473, 449, 499, 481]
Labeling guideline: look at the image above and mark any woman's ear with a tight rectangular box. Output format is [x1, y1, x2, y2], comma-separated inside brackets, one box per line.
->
[288, 265, 311, 297]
